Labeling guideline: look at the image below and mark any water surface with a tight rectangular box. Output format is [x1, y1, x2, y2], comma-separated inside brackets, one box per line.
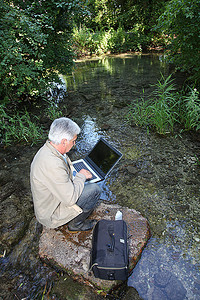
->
[63, 53, 200, 300]
[0, 53, 199, 300]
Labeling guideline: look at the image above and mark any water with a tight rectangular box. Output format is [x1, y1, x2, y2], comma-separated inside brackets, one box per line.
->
[0, 53, 199, 299]
[63, 54, 200, 299]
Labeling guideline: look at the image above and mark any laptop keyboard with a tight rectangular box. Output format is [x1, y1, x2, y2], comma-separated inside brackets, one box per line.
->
[73, 162, 97, 181]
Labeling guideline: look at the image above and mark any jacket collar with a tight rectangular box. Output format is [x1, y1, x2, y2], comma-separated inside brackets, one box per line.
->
[45, 140, 73, 179]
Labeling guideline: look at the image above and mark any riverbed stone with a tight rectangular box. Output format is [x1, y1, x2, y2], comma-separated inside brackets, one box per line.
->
[164, 274, 187, 300]
[39, 202, 151, 294]
[154, 270, 171, 288]
[0, 193, 33, 254]
[127, 165, 138, 175]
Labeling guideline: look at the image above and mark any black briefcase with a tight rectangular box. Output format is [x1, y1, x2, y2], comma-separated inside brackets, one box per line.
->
[90, 219, 129, 281]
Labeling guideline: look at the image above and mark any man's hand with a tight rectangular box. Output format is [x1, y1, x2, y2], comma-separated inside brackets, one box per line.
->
[79, 169, 92, 179]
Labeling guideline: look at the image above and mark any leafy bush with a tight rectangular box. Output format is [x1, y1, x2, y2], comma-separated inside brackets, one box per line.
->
[0, 0, 79, 103]
[72, 26, 151, 56]
[156, 0, 200, 84]
[0, 96, 63, 145]
[108, 27, 126, 53]
[72, 26, 93, 56]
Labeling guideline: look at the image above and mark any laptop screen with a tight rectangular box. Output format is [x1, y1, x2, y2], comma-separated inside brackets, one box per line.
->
[87, 138, 122, 175]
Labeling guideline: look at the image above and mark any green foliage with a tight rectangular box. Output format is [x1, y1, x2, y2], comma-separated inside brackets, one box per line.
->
[44, 98, 63, 121]
[0, 95, 64, 145]
[108, 27, 126, 53]
[156, 0, 200, 84]
[72, 26, 93, 56]
[127, 74, 200, 135]
[0, 105, 44, 145]
[126, 95, 151, 127]
[85, 0, 117, 30]
[181, 88, 200, 131]
[0, 0, 84, 103]
[148, 74, 178, 134]
[72, 26, 151, 56]
[127, 74, 179, 134]
[92, 30, 111, 55]
[0, 1, 47, 101]
[84, 0, 168, 33]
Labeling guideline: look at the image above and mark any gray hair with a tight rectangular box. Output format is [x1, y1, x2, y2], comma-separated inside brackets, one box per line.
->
[48, 117, 81, 145]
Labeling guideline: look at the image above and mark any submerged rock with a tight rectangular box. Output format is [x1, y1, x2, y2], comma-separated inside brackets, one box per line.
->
[39, 203, 151, 294]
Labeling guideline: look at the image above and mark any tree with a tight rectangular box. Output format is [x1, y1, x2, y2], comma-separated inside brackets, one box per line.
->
[0, 0, 85, 103]
[157, 0, 200, 84]
[84, 0, 168, 32]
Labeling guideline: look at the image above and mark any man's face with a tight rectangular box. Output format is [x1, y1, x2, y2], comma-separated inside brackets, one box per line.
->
[62, 135, 77, 154]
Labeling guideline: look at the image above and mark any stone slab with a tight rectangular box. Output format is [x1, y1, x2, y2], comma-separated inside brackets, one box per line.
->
[39, 203, 151, 293]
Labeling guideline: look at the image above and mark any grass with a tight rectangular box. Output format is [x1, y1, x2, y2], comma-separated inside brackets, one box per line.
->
[0, 106, 45, 146]
[127, 91, 151, 127]
[181, 88, 200, 131]
[0, 95, 64, 146]
[44, 98, 62, 121]
[127, 74, 200, 135]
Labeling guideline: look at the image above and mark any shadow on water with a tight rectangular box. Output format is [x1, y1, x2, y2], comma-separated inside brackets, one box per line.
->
[0, 53, 199, 299]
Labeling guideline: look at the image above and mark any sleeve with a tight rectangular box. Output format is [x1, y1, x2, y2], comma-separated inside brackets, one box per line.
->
[41, 158, 86, 207]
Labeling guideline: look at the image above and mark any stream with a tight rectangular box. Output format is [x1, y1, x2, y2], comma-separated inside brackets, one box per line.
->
[0, 53, 199, 300]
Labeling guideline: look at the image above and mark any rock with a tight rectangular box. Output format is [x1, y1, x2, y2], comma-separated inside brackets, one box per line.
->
[0, 194, 33, 254]
[154, 270, 171, 288]
[164, 274, 187, 300]
[152, 287, 168, 300]
[121, 286, 143, 300]
[127, 166, 138, 175]
[101, 123, 111, 131]
[39, 203, 151, 294]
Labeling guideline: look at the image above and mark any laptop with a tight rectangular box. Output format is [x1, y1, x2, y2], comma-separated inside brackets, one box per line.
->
[72, 137, 122, 183]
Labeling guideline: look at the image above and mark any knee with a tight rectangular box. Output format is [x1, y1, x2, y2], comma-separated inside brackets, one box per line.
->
[92, 183, 102, 197]
[94, 183, 102, 196]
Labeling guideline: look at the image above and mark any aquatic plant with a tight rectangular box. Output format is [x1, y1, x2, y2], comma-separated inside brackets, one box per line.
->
[0, 105, 44, 145]
[181, 88, 200, 131]
[126, 91, 151, 127]
[127, 74, 179, 134]
[194, 155, 200, 166]
[148, 74, 178, 134]
[44, 98, 62, 121]
[127, 74, 200, 135]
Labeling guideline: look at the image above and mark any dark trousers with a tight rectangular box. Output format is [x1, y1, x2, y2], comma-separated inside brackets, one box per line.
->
[76, 183, 101, 211]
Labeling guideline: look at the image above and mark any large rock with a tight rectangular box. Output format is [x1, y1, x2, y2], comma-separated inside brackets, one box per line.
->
[39, 203, 151, 293]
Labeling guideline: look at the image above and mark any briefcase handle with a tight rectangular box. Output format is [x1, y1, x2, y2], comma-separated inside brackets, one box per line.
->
[107, 225, 115, 252]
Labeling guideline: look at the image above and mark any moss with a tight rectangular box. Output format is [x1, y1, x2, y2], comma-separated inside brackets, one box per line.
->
[123, 146, 141, 160]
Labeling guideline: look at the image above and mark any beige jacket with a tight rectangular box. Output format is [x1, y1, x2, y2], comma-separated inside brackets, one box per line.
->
[30, 140, 85, 228]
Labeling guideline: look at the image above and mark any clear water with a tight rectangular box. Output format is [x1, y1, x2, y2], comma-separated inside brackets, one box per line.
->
[1, 53, 198, 300]
[63, 54, 200, 300]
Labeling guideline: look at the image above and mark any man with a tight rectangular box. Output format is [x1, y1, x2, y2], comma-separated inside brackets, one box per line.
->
[30, 117, 101, 231]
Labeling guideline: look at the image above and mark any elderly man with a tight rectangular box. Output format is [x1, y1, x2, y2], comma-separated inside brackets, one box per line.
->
[30, 117, 101, 231]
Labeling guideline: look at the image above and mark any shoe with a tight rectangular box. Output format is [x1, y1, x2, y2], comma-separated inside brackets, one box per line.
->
[68, 219, 97, 232]
[68, 209, 96, 232]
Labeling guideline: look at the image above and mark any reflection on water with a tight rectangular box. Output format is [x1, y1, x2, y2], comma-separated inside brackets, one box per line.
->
[64, 54, 199, 300]
[65, 54, 168, 91]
